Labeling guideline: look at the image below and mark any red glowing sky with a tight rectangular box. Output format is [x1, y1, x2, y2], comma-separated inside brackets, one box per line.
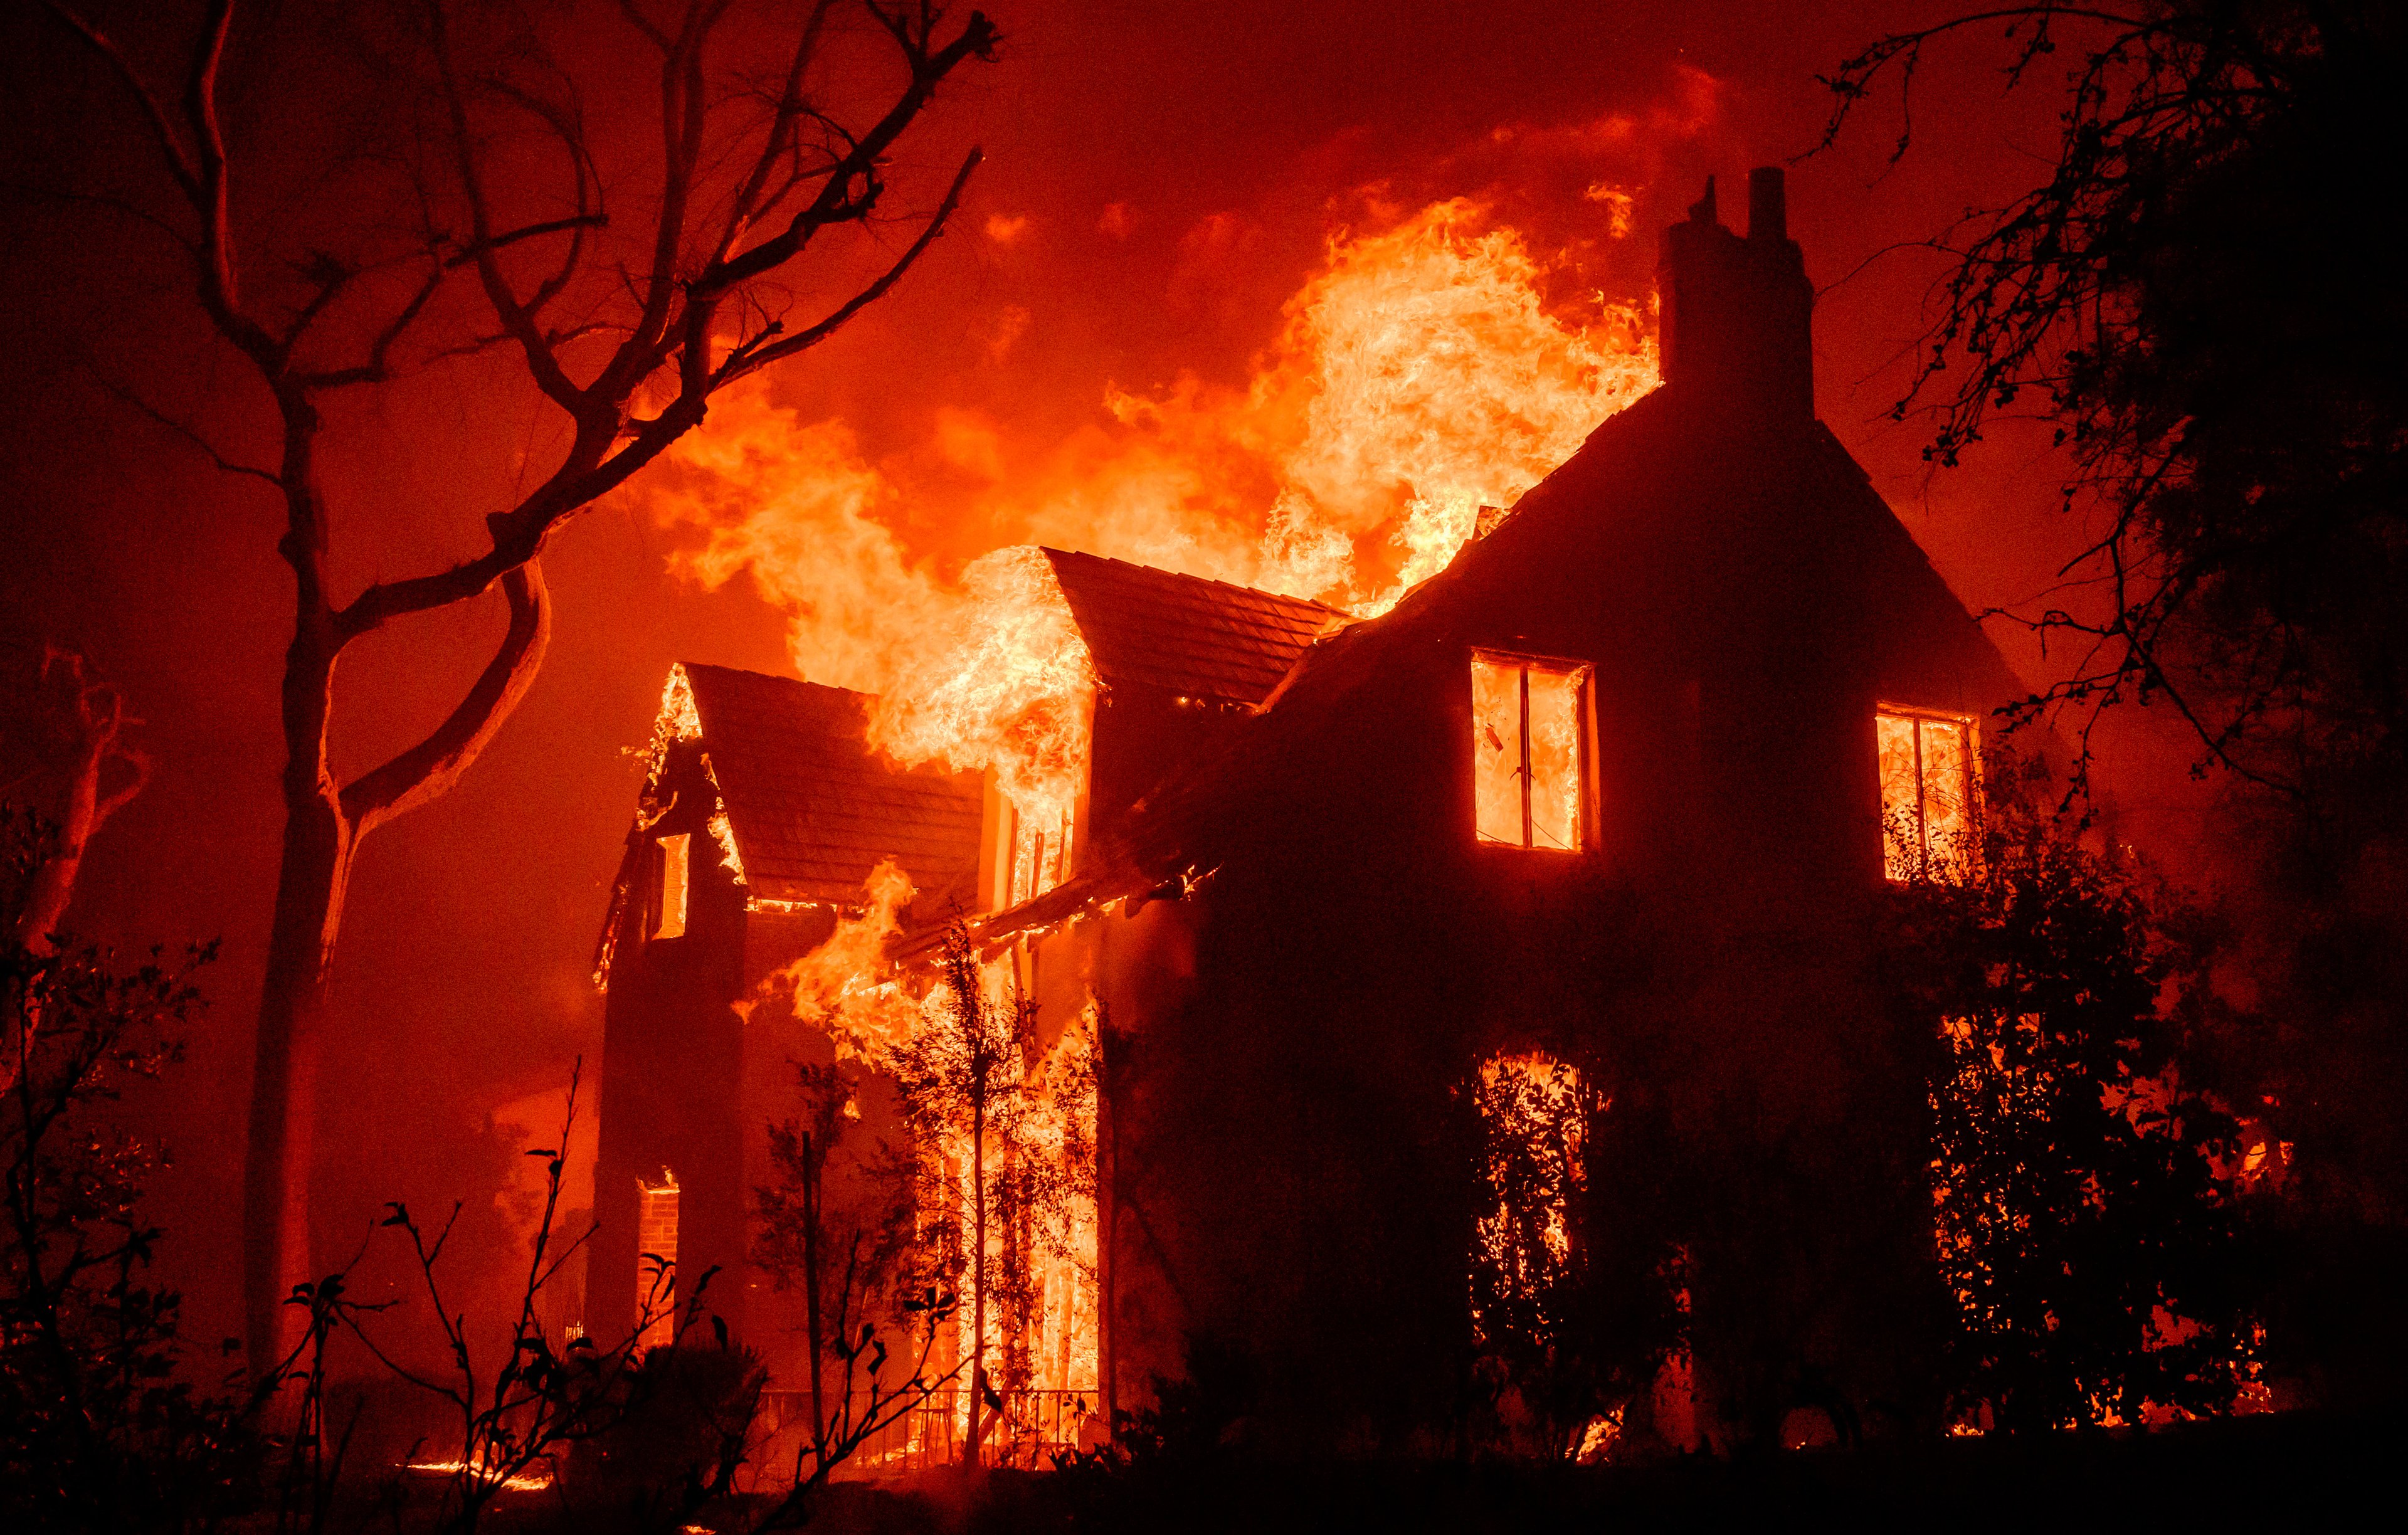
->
[0, 0, 2200, 1341]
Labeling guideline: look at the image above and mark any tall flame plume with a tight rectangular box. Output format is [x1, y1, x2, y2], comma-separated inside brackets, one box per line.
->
[643, 196, 1657, 806]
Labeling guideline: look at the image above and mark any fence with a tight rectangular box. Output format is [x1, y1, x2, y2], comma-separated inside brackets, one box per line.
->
[756, 1387, 1100, 1479]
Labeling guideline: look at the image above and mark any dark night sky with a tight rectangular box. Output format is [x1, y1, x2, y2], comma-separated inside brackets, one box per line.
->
[0, 0, 2213, 1347]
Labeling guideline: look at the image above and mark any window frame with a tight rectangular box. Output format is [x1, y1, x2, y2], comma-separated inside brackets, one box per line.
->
[1471, 648, 1598, 854]
[1874, 704, 1981, 882]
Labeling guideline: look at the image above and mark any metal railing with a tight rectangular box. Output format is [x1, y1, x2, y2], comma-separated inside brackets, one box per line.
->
[757, 1387, 1099, 1479]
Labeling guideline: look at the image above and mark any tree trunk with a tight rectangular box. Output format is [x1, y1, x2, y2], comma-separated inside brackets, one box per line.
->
[967, 1097, 988, 1468]
[802, 1131, 826, 1455]
[243, 628, 353, 1379]
[241, 561, 547, 1380]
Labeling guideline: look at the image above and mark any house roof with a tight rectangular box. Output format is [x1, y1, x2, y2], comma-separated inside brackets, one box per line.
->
[963, 389, 2034, 949]
[681, 663, 985, 909]
[1041, 548, 1350, 706]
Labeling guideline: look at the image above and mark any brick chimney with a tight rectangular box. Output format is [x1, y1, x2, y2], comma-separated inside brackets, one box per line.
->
[1656, 167, 1815, 419]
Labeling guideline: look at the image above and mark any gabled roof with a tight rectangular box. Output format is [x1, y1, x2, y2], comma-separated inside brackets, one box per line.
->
[682, 663, 983, 909]
[1041, 548, 1350, 706]
[968, 389, 2035, 947]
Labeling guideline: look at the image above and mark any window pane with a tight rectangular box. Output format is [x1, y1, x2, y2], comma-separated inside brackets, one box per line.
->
[1525, 666, 1583, 852]
[1918, 718, 1973, 872]
[656, 832, 690, 939]
[1472, 656, 1523, 845]
[635, 1171, 680, 1353]
[1875, 713, 1921, 880]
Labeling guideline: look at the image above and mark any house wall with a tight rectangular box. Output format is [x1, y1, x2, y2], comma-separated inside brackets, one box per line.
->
[1095, 407, 2029, 1445]
[1089, 685, 1256, 842]
[734, 904, 842, 1385]
[591, 746, 752, 1349]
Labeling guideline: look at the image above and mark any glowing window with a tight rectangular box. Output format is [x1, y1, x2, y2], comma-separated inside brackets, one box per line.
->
[1472, 653, 1590, 852]
[1008, 804, 1073, 906]
[1471, 1053, 1587, 1346]
[635, 1169, 680, 1353]
[1876, 709, 1977, 881]
[653, 832, 690, 939]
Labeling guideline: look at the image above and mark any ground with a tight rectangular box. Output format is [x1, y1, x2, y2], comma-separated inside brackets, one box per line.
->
[307, 1408, 2397, 1532]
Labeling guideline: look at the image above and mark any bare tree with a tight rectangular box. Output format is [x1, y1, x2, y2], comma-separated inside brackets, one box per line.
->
[0, 645, 152, 1098]
[38, 0, 997, 1379]
[3, 646, 152, 963]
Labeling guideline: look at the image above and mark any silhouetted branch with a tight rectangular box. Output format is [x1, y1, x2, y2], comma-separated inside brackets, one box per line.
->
[340, 562, 551, 832]
[718, 146, 981, 384]
[83, 368, 280, 487]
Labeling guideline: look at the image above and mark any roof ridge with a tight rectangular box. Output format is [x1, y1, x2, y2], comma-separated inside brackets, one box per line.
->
[1037, 546, 1354, 620]
[678, 660, 870, 702]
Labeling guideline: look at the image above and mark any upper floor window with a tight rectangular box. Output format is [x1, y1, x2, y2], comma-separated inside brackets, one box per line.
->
[1876, 709, 1976, 881]
[1009, 804, 1073, 906]
[653, 832, 690, 939]
[1472, 652, 1591, 852]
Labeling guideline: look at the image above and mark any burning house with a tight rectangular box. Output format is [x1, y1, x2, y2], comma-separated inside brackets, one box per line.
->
[591, 169, 2029, 1453]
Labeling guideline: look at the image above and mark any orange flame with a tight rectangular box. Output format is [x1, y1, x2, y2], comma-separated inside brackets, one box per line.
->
[1270, 200, 1657, 611]
[768, 857, 929, 1060]
[868, 548, 1096, 828]
[645, 196, 1656, 811]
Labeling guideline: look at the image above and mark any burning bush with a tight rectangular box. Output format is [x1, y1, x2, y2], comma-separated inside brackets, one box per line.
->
[1885, 785, 2258, 1432]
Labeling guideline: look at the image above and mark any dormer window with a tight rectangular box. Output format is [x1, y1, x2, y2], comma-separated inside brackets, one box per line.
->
[1472, 651, 1592, 852]
[1876, 708, 1977, 881]
[653, 832, 690, 939]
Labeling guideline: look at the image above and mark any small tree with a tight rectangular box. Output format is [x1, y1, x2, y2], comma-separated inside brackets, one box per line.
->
[1465, 1052, 1598, 1458]
[331, 1063, 710, 1534]
[1888, 794, 2253, 1432]
[887, 920, 1050, 1466]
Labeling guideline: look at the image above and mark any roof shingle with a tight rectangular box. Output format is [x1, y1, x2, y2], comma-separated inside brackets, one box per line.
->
[1041, 549, 1349, 705]
[682, 663, 984, 909]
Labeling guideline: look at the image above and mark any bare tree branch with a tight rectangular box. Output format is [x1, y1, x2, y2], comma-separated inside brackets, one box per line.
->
[36, 2, 204, 206]
[294, 213, 610, 389]
[82, 367, 280, 486]
[719, 145, 981, 384]
[339, 561, 551, 833]
[425, 0, 590, 418]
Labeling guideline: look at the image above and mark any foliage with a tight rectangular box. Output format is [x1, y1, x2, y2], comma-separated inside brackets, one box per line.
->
[1885, 791, 2255, 1432]
[1059, 1330, 1257, 1474]
[1820, 3, 2408, 798]
[564, 1339, 766, 1529]
[1464, 1052, 1617, 1457]
[0, 804, 255, 1532]
[885, 920, 1092, 1464]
